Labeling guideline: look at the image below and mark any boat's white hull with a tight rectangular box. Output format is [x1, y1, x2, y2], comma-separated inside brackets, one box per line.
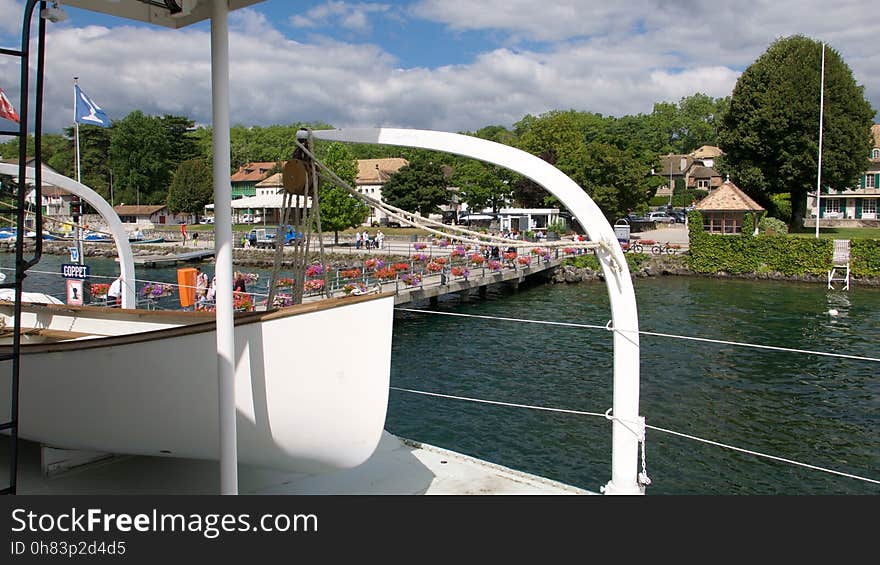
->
[0, 294, 394, 473]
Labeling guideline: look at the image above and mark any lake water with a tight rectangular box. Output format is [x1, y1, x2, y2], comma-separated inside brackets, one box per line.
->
[4, 253, 878, 494]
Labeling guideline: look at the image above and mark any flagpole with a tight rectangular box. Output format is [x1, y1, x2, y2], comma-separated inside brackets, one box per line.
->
[815, 43, 825, 239]
[73, 77, 83, 264]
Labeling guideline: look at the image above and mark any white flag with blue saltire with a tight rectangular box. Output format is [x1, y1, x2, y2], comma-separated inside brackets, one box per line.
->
[74, 84, 110, 127]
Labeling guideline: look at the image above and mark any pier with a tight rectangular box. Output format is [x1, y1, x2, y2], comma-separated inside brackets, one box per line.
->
[387, 256, 564, 305]
[132, 249, 215, 268]
[294, 250, 567, 307]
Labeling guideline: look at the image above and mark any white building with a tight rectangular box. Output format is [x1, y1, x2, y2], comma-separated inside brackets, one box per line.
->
[355, 158, 409, 225]
[497, 208, 561, 233]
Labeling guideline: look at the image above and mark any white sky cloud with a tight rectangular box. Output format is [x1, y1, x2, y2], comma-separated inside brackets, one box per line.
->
[0, 0, 23, 35]
[0, 1, 875, 135]
[290, 1, 391, 34]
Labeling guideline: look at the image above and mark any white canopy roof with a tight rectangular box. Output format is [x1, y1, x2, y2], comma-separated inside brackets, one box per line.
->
[228, 194, 311, 209]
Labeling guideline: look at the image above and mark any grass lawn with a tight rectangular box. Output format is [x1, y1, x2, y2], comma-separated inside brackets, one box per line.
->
[788, 227, 880, 240]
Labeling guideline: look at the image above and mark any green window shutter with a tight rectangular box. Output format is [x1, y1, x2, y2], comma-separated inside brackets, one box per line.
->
[819, 199, 826, 217]
[875, 173, 879, 188]
[861, 175, 866, 189]
[855, 199, 862, 218]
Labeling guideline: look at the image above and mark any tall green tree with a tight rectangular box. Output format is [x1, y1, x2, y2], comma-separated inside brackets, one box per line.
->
[109, 111, 197, 206]
[66, 124, 112, 202]
[167, 158, 213, 219]
[380, 157, 449, 217]
[717, 36, 875, 227]
[451, 159, 513, 213]
[314, 142, 367, 243]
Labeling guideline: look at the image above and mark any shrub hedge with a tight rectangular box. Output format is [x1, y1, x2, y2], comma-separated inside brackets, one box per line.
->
[687, 210, 880, 276]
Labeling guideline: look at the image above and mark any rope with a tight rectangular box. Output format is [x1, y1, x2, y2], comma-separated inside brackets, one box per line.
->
[390, 386, 608, 418]
[644, 422, 880, 485]
[394, 308, 880, 363]
[396, 307, 609, 331]
[389, 386, 880, 486]
[293, 136, 601, 252]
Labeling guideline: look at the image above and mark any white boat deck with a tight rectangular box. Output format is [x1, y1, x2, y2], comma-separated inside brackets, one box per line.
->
[2, 432, 594, 495]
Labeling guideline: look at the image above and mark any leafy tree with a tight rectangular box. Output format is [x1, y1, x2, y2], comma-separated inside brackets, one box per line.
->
[314, 142, 367, 243]
[229, 122, 334, 170]
[468, 125, 517, 145]
[643, 94, 729, 155]
[167, 158, 213, 219]
[109, 111, 197, 206]
[67, 124, 112, 204]
[451, 159, 513, 213]
[43, 133, 75, 179]
[380, 157, 449, 216]
[511, 109, 655, 218]
[717, 35, 875, 227]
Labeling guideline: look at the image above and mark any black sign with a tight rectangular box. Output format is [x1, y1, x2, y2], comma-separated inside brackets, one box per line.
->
[61, 263, 90, 280]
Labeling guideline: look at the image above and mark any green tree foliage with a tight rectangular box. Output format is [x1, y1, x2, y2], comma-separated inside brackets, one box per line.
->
[229, 123, 333, 170]
[167, 158, 213, 218]
[467, 125, 517, 145]
[68, 125, 112, 202]
[450, 159, 513, 212]
[314, 142, 367, 243]
[380, 157, 449, 216]
[43, 133, 75, 179]
[512, 110, 656, 219]
[641, 94, 729, 156]
[109, 111, 198, 206]
[717, 35, 875, 227]
[0, 134, 35, 160]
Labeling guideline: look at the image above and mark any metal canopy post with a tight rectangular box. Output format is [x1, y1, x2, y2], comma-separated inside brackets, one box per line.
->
[211, 0, 238, 495]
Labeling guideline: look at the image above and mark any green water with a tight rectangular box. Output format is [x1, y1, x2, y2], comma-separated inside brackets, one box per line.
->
[5, 254, 879, 494]
[386, 277, 879, 495]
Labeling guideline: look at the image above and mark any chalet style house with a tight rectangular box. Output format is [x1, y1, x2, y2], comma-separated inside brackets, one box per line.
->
[655, 145, 724, 198]
[808, 124, 880, 225]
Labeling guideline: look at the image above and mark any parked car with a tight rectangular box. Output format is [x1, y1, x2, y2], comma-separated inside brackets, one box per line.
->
[199, 217, 214, 224]
[668, 210, 686, 223]
[247, 225, 302, 248]
[647, 211, 675, 223]
[626, 213, 646, 223]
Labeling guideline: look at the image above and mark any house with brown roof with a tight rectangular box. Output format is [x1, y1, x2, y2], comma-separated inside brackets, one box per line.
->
[355, 158, 408, 225]
[227, 172, 311, 224]
[689, 145, 723, 166]
[13, 159, 73, 219]
[654, 151, 723, 197]
[113, 204, 188, 228]
[807, 124, 880, 226]
[230, 161, 283, 199]
[695, 180, 765, 234]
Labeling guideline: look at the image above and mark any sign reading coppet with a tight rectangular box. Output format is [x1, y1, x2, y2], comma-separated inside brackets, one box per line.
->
[61, 263, 90, 279]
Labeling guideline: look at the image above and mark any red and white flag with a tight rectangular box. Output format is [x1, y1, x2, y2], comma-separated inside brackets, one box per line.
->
[0, 87, 20, 123]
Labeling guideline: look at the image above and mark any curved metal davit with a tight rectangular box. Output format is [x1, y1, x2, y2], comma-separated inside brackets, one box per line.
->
[0, 163, 137, 309]
[308, 128, 644, 494]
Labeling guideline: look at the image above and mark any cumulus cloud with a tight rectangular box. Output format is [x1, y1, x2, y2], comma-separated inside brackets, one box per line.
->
[289, 1, 391, 34]
[0, 0, 24, 35]
[0, 0, 875, 136]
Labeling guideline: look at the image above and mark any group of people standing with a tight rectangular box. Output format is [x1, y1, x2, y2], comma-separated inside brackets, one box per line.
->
[355, 230, 384, 250]
[195, 268, 217, 308]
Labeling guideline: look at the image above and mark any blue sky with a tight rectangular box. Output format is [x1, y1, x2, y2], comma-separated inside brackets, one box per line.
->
[0, 0, 876, 134]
